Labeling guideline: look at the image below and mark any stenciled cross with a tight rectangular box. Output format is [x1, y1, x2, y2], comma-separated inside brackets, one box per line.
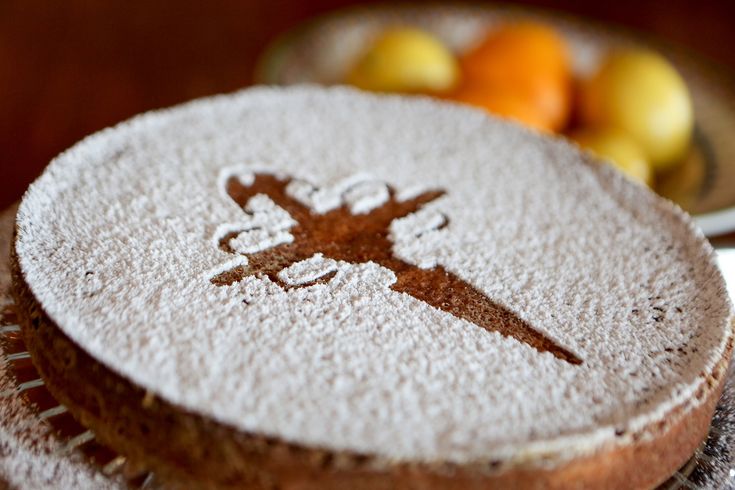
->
[211, 173, 581, 365]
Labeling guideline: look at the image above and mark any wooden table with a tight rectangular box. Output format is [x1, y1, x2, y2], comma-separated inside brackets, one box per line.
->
[1, 0, 734, 243]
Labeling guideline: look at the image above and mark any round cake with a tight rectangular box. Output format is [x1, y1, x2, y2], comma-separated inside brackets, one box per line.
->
[12, 86, 734, 489]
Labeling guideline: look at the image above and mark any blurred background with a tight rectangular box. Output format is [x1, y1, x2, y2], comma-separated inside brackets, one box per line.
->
[1, 0, 734, 211]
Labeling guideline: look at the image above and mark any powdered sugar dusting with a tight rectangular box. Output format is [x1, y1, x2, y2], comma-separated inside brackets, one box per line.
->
[14, 87, 733, 465]
[278, 254, 342, 286]
[0, 205, 122, 490]
[343, 180, 389, 214]
[229, 228, 293, 255]
[220, 192, 298, 255]
[244, 194, 296, 227]
[390, 205, 449, 269]
[286, 173, 376, 214]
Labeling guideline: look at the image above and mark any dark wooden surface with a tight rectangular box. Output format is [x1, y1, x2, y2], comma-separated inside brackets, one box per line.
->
[1, 0, 734, 243]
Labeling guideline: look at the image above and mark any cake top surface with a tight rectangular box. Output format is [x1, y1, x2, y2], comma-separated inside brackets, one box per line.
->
[15, 86, 733, 465]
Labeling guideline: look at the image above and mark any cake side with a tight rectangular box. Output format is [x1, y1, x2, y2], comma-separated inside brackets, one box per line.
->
[0, 204, 125, 489]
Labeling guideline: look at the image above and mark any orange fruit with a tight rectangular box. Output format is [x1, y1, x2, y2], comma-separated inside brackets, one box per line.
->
[459, 22, 572, 131]
[462, 22, 570, 79]
[448, 86, 553, 132]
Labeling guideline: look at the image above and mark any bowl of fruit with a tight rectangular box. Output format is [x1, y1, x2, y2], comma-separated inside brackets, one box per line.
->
[256, 3, 735, 237]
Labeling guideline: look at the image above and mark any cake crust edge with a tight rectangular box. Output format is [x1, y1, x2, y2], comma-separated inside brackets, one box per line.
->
[11, 237, 734, 490]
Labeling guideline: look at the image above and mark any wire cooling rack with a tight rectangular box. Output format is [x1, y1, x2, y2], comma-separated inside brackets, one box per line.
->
[0, 307, 157, 488]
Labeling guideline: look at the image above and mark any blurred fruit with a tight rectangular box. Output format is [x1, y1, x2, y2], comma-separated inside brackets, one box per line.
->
[346, 27, 459, 93]
[458, 22, 572, 131]
[571, 127, 653, 185]
[449, 86, 552, 132]
[579, 50, 693, 171]
[655, 144, 706, 209]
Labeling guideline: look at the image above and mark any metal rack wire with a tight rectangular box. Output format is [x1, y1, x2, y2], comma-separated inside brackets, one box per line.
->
[1, 310, 156, 488]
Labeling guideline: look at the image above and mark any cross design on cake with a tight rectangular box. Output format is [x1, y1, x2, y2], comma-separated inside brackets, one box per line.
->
[211, 173, 581, 365]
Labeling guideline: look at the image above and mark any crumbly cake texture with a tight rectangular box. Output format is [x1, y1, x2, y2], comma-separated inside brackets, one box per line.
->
[14, 87, 733, 467]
